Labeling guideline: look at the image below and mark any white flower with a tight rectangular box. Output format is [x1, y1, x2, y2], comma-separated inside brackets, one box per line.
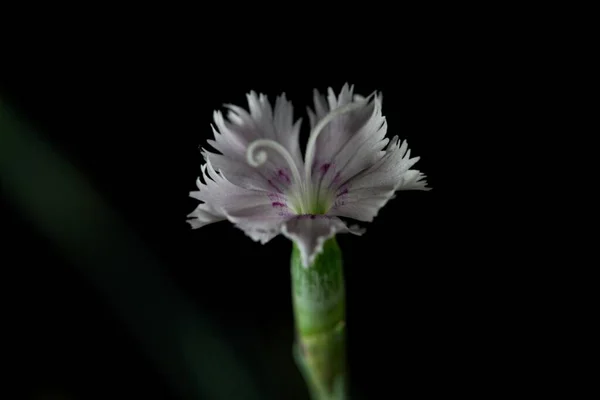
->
[187, 84, 430, 267]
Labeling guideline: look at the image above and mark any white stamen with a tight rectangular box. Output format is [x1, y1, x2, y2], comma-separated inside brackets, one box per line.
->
[247, 139, 304, 199]
[303, 100, 368, 185]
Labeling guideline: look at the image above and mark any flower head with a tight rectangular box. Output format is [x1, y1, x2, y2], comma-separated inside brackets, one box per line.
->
[187, 84, 430, 267]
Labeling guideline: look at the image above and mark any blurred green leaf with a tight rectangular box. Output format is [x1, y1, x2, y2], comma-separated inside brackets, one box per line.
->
[0, 97, 262, 400]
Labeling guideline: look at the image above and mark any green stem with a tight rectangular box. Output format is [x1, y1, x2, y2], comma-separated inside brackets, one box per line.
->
[291, 238, 347, 400]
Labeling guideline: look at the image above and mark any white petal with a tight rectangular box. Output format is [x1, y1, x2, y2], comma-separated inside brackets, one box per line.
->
[203, 150, 283, 193]
[208, 91, 303, 171]
[328, 187, 396, 222]
[308, 83, 381, 170]
[188, 93, 306, 231]
[186, 202, 225, 229]
[329, 138, 429, 222]
[342, 137, 419, 191]
[200, 92, 304, 199]
[273, 94, 303, 167]
[307, 86, 390, 212]
[281, 216, 364, 268]
[313, 95, 388, 198]
[186, 159, 294, 232]
[397, 170, 430, 191]
[222, 206, 289, 244]
[329, 99, 387, 182]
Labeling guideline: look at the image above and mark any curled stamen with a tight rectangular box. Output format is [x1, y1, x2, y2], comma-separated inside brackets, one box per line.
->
[303, 98, 371, 185]
[247, 138, 304, 194]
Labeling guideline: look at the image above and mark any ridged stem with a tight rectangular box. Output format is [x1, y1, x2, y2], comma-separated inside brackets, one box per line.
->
[291, 238, 347, 400]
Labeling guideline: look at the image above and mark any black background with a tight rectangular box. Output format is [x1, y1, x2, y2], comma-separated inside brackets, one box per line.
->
[1, 16, 499, 399]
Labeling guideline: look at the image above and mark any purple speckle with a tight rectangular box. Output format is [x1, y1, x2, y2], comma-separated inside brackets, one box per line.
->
[333, 186, 349, 208]
[310, 215, 316, 219]
[327, 171, 342, 188]
[268, 192, 285, 202]
[319, 163, 331, 175]
[277, 169, 291, 184]
[272, 201, 286, 208]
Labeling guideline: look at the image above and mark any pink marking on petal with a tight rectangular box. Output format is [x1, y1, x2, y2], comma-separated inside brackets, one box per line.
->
[277, 169, 291, 184]
[328, 171, 342, 188]
[319, 163, 331, 175]
[272, 202, 286, 208]
[333, 186, 349, 208]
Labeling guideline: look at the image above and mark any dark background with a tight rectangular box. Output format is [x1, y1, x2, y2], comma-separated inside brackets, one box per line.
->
[1, 20, 496, 399]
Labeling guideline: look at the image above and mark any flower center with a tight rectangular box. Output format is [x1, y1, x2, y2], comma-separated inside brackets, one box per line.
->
[246, 96, 370, 215]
